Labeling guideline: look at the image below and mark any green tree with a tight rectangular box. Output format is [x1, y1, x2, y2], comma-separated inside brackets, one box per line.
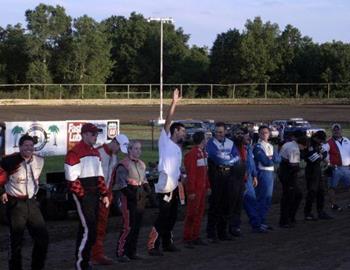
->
[25, 4, 72, 83]
[67, 15, 112, 83]
[275, 24, 304, 82]
[239, 17, 282, 85]
[209, 29, 242, 83]
[0, 24, 29, 83]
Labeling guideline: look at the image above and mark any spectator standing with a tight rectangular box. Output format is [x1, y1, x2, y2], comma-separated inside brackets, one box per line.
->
[323, 123, 350, 211]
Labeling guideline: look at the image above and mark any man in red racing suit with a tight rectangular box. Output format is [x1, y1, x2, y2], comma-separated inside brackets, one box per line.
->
[183, 131, 210, 247]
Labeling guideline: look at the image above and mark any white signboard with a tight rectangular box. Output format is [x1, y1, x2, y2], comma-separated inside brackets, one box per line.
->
[4, 120, 120, 156]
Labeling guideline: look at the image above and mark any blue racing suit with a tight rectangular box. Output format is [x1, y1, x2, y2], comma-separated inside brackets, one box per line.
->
[253, 140, 280, 226]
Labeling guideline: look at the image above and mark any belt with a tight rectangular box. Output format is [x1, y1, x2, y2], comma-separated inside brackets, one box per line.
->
[7, 194, 34, 201]
[217, 165, 231, 172]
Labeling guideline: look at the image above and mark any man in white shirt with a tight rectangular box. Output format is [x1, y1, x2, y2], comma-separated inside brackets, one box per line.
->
[323, 123, 350, 211]
[147, 89, 186, 256]
[279, 133, 308, 228]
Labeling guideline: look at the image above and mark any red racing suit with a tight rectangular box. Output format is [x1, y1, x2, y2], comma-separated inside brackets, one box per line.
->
[91, 144, 118, 261]
[183, 146, 210, 242]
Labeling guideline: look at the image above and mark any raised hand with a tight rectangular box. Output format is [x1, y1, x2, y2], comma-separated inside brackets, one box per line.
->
[173, 88, 181, 103]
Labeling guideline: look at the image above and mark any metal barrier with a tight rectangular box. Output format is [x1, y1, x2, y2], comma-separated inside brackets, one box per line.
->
[0, 83, 349, 99]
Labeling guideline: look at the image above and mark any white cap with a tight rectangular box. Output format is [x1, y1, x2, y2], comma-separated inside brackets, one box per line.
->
[115, 134, 129, 154]
[331, 123, 341, 131]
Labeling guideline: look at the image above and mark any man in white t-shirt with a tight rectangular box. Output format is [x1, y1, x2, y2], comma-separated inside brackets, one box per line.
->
[147, 89, 186, 256]
[279, 133, 308, 228]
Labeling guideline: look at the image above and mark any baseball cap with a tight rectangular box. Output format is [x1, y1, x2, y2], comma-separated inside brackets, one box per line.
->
[331, 123, 341, 130]
[115, 134, 129, 154]
[81, 123, 102, 134]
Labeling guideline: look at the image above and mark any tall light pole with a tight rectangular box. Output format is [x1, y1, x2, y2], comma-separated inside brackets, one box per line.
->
[147, 17, 174, 125]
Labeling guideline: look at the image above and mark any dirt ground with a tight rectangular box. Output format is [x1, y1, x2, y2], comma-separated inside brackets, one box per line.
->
[1, 192, 350, 270]
[0, 103, 350, 123]
[1, 104, 350, 269]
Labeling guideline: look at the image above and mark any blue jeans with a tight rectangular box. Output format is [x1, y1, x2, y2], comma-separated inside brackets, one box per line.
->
[255, 170, 274, 225]
[329, 166, 350, 188]
[243, 176, 261, 229]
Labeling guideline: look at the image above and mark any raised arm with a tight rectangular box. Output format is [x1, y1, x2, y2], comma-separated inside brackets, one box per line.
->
[164, 88, 181, 134]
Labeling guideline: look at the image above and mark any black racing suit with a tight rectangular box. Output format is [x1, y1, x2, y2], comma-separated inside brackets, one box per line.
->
[304, 141, 327, 216]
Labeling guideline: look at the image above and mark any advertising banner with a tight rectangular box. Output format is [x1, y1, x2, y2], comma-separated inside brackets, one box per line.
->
[4, 120, 120, 156]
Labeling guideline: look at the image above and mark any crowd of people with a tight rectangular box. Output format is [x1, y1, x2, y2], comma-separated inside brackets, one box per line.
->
[1, 89, 349, 270]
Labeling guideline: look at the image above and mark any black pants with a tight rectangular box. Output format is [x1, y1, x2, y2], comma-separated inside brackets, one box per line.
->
[279, 162, 303, 226]
[117, 193, 144, 257]
[304, 165, 325, 215]
[6, 196, 49, 270]
[207, 163, 245, 239]
[73, 192, 99, 270]
[149, 188, 179, 250]
[229, 163, 246, 230]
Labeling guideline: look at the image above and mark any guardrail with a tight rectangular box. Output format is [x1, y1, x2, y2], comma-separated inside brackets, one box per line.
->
[0, 83, 349, 99]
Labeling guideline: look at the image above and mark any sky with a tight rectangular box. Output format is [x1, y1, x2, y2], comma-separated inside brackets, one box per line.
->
[1, 0, 349, 47]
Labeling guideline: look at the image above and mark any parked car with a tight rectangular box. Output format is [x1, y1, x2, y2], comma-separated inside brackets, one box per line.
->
[175, 120, 212, 145]
[280, 118, 325, 141]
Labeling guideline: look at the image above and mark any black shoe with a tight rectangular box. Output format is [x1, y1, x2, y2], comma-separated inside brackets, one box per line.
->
[193, 238, 209, 246]
[183, 241, 195, 249]
[229, 228, 242, 237]
[279, 223, 293, 229]
[252, 226, 268, 233]
[305, 213, 318, 221]
[207, 237, 220, 244]
[117, 255, 130, 263]
[163, 244, 181, 252]
[318, 211, 334, 220]
[218, 235, 233, 241]
[128, 254, 144, 260]
[331, 204, 343, 211]
[148, 248, 164, 256]
[261, 224, 274, 231]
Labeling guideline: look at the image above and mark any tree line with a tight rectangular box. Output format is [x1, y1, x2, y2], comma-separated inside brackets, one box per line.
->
[0, 3, 349, 87]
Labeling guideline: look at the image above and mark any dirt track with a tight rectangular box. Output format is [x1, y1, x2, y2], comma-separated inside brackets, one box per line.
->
[1, 104, 350, 123]
[1, 192, 350, 270]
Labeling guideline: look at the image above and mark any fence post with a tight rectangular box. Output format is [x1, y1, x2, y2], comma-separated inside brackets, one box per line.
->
[232, 84, 236, 99]
[327, 84, 330, 99]
[295, 84, 299, 98]
[210, 84, 213, 99]
[264, 83, 267, 99]
[180, 84, 183, 97]
[104, 84, 107, 99]
[127, 84, 130, 99]
[81, 84, 84, 99]
[28, 84, 31, 99]
[59, 84, 62, 99]
[149, 84, 152, 99]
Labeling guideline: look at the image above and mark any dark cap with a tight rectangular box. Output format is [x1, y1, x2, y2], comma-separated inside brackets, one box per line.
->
[81, 123, 102, 134]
